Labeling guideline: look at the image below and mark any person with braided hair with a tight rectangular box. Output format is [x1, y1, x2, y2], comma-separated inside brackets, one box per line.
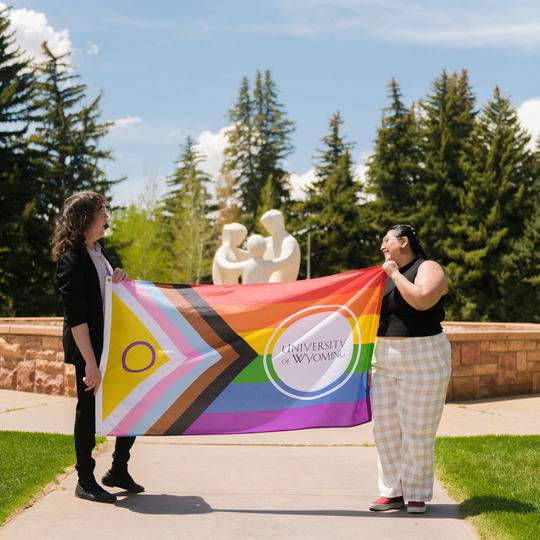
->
[368, 224, 451, 514]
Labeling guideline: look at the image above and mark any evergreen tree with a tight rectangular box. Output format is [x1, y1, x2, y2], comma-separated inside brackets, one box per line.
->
[293, 112, 366, 278]
[215, 171, 241, 232]
[107, 179, 170, 281]
[29, 43, 118, 220]
[503, 195, 540, 322]
[222, 75, 253, 216]
[365, 78, 420, 236]
[415, 69, 477, 265]
[25, 43, 119, 316]
[0, 7, 45, 315]
[222, 70, 295, 228]
[258, 175, 277, 228]
[252, 70, 294, 215]
[448, 88, 540, 321]
[163, 136, 214, 284]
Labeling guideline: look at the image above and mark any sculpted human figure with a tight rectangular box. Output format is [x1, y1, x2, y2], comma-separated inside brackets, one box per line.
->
[260, 209, 301, 282]
[217, 234, 291, 284]
[212, 223, 250, 285]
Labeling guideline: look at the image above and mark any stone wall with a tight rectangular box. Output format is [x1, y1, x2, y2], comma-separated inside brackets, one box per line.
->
[443, 322, 540, 400]
[0, 318, 76, 397]
[1, 318, 540, 401]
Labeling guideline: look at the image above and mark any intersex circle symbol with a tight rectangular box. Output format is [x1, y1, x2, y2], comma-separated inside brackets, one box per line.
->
[122, 341, 156, 373]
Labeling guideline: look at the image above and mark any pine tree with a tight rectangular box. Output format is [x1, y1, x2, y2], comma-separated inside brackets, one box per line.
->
[293, 112, 366, 278]
[222, 70, 295, 227]
[258, 175, 277, 229]
[448, 87, 540, 321]
[163, 136, 214, 284]
[415, 69, 477, 265]
[107, 179, 170, 281]
[222, 75, 253, 216]
[0, 7, 46, 315]
[29, 43, 119, 220]
[365, 78, 420, 236]
[252, 70, 294, 213]
[215, 171, 241, 232]
[20, 42, 119, 316]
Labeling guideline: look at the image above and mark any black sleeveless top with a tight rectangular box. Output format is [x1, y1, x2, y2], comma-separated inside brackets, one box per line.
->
[377, 259, 445, 337]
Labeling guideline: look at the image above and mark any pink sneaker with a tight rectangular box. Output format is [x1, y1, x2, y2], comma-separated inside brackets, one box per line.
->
[369, 496, 404, 511]
[407, 501, 426, 513]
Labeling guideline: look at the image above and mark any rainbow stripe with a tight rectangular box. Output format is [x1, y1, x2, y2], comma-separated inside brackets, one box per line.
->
[96, 267, 386, 436]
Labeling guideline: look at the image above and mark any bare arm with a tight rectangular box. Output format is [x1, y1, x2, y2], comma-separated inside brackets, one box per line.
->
[71, 323, 102, 395]
[382, 260, 447, 311]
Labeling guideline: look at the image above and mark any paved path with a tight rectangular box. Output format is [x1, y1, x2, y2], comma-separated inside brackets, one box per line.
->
[1, 389, 539, 539]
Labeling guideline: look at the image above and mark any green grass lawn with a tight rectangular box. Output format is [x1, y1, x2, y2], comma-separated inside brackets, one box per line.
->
[0, 431, 104, 526]
[435, 435, 540, 540]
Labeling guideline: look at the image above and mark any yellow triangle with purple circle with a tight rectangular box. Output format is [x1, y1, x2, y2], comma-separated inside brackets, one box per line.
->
[102, 291, 173, 418]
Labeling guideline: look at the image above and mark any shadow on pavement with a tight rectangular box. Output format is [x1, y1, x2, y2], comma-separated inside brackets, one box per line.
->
[114, 494, 212, 514]
[114, 495, 464, 520]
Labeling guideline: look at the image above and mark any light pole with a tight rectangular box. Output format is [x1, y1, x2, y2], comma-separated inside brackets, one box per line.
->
[307, 231, 311, 279]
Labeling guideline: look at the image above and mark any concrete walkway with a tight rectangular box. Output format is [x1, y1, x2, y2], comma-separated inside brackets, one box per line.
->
[1, 389, 539, 540]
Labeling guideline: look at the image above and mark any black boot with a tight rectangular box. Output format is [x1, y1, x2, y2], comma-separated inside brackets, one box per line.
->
[103, 436, 143, 492]
[75, 475, 117, 503]
[101, 469, 144, 493]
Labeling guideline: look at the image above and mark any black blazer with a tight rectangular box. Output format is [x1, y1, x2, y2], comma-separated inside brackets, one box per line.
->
[57, 244, 113, 366]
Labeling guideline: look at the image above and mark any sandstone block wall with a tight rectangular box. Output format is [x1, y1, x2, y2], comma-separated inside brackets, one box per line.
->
[0, 319, 76, 397]
[443, 322, 540, 401]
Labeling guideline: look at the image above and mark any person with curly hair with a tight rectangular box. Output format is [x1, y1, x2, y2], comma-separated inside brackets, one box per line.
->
[52, 191, 143, 503]
[368, 224, 451, 514]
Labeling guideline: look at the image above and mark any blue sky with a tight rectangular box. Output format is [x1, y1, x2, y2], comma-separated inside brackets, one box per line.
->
[4, 1, 540, 206]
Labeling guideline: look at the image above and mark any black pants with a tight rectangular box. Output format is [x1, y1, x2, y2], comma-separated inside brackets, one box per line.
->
[74, 361, 136, 484]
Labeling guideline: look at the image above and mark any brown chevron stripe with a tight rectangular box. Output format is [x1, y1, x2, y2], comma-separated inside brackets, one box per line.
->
[145, 284, 257, 435]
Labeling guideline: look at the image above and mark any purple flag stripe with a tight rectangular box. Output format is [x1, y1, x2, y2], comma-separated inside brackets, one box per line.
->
[181, 399, 371, 435]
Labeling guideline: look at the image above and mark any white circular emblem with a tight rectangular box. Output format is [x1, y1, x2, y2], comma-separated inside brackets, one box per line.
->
[263, 305, 361, 400]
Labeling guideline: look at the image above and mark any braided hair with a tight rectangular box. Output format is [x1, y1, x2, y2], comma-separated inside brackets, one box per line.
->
[389, 224, 428, 260]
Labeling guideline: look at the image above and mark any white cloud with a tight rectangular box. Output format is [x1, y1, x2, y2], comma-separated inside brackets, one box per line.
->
[354, 150, 376, 202]
[194, 126, 230, 179]
[1, 4, 72, 63]
[517, 98, 540, 149]
[87, 42, 99, 56]
[265, 0, 540, 48]
[392, 24, 540, 48]
[354, 150, 372, 185]
[289, 169, 316, 200]
[110, 116, 142, 130]
[169, 127, 182, 137]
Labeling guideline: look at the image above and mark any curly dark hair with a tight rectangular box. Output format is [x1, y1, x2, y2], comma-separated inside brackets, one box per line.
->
[51, 191, 107, 261]
[388, 224, 428, 260]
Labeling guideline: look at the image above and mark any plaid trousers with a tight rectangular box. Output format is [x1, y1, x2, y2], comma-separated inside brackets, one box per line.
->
[371, 333, 451, 502]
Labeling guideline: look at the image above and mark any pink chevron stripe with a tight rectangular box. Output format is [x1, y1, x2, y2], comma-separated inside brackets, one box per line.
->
[109, 359, 204, 435]
[121, 280, 202, 360]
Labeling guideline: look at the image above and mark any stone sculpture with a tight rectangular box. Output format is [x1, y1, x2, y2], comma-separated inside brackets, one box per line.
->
[211, 223, 250, 285]
[215, 234, 292, 284]
[260, 209, 301, 282]
[212, 209, 301, 284]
